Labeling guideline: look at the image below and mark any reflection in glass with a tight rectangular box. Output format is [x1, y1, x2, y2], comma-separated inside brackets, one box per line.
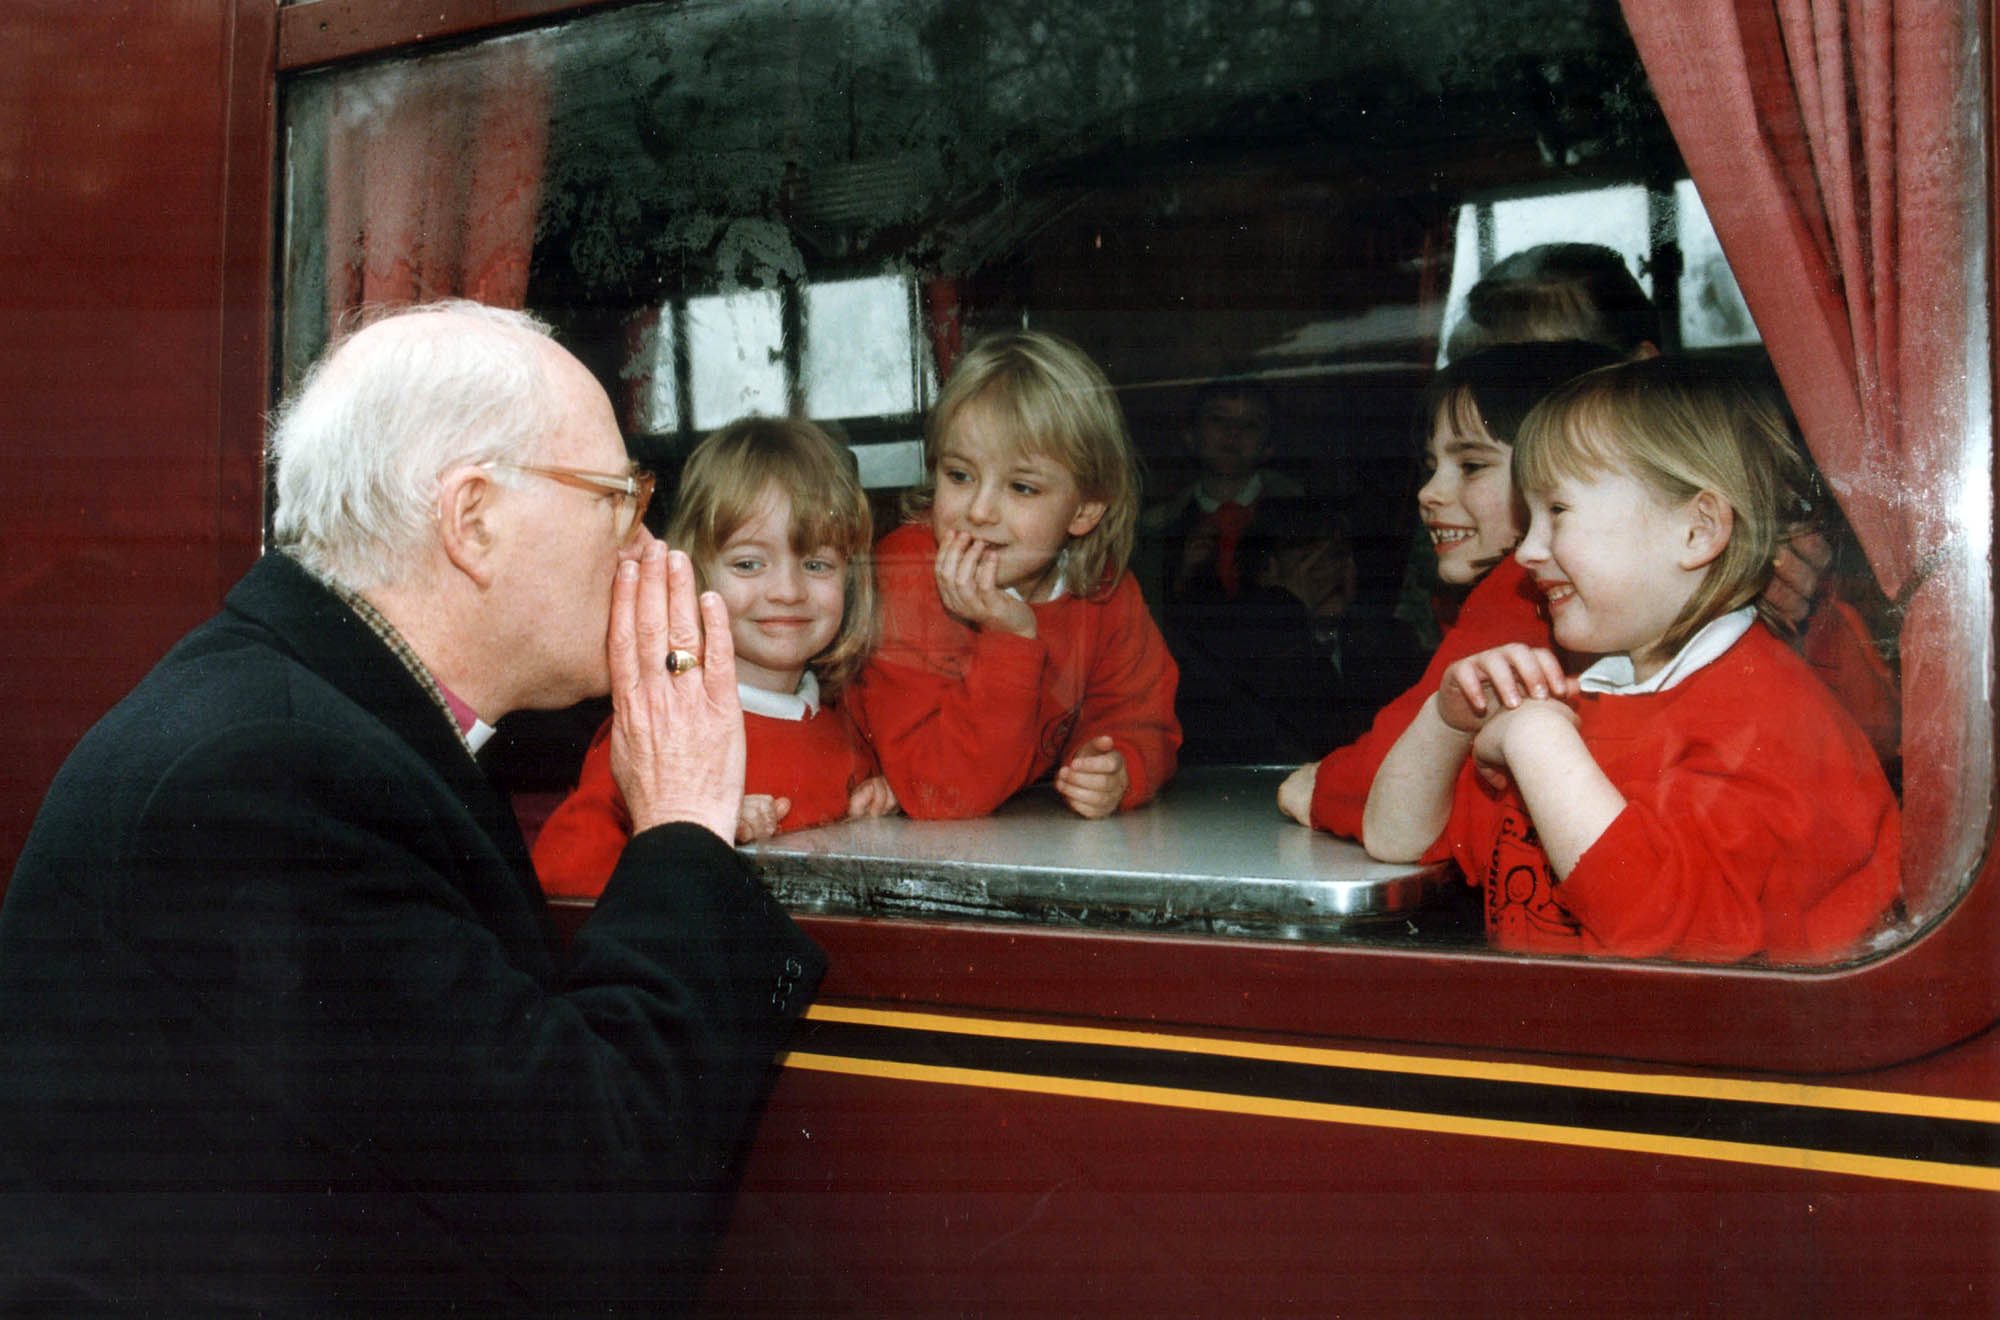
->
[630, 310, 678, 435]
[1674, 179, 1758, 349]
[1438, 182, 1758, 360]
[687, 289, 785, 430]
[803, 275, 920, 421]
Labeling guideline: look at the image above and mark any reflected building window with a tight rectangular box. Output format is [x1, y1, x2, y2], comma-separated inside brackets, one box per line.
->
[688, 288, 787, 429]
[802, 275, 923, 421]
[627, 272, 927, 441]
[1439, 181, 1758, 360]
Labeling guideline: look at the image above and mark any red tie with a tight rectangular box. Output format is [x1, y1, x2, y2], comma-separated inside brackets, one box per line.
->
[1208, 502, 1253, 595]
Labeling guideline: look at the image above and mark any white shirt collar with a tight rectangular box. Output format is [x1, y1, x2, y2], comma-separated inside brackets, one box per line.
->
[1576, 606, 1757, 695]
[1003, 548, 1070, 604]
[737, 670, 821, 721]
[1192, 471, 1264, 514]
[464, 719, 496, 754]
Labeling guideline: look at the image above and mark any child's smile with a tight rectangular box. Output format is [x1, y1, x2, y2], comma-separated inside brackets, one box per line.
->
[1417, 405, 1521, 586]
[1516, 466, 1704, 682]
[709, 488, 848, 693]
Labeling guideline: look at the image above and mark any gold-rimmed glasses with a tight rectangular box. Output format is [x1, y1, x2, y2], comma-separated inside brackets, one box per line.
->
[482, 461, 656, 545]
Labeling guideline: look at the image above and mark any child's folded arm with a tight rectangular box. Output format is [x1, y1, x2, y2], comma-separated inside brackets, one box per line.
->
[849, 630, 1051, 820]
[1308, 692, 1425, 836]
[1310, 558, 1549, 836]
[1486, 700, 1622, 877]
[1362, 694, 1470, 863]
[1069, 577, 1182, 810]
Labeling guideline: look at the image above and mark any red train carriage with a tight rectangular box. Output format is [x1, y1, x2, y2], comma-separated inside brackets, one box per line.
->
[2, 1, 1995, 1315]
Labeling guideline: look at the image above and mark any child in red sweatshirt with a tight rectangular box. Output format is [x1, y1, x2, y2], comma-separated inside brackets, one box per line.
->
[534, 417, 892, 898]
[848, 329, 1180, 819]
[1363, 357, 1898, 963]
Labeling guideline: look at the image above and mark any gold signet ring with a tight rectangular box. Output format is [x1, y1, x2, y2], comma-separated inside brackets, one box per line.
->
[664, 649, 701, 676]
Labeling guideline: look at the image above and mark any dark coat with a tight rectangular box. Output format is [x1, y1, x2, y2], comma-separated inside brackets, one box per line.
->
[0, 553, 825, 1317]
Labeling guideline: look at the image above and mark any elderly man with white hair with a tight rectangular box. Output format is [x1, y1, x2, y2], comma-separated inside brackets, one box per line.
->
[0, 301, 823, 1315]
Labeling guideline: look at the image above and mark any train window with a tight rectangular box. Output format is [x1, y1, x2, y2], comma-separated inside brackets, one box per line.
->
[278, 0, 1988, 973]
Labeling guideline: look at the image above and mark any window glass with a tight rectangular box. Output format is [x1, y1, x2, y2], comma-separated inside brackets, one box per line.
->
[1673, 179, 1758, 350]
[629, 309, 677, 434]
[802, 275, 920, 421]
[278, 0, 1988, 970]
[687, 288, 787, 429]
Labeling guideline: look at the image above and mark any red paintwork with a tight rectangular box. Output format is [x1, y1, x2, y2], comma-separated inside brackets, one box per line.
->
[792, 892, 2000, 1076]
[708, 1065, 1999, 1319]
[3, 0, 1997, 1313]
[0, 0, 269, 882]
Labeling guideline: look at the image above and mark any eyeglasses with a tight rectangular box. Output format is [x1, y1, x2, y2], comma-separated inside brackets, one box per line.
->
[482, 461, 656, 545]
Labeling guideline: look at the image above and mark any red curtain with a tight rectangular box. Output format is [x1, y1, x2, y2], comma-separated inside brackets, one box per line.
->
[323, 39, 550, 322]
[1620, 0, 1978, 905]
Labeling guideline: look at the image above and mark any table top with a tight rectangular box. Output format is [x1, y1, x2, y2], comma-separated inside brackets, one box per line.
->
[743, 765, 1454, 942]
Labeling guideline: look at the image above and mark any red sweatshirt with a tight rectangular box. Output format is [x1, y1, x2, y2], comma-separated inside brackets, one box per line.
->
[1430, 623, 1900, 963]
[848, 522, 1181, 819]
[533, 700, 879, 900]
[1310, 556, 1546, 836]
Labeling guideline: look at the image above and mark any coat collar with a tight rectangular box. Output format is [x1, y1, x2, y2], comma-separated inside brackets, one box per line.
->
[222, 553, 537, 884]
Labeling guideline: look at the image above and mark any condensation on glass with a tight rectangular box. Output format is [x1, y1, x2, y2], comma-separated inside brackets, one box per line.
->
[276, 0, 1991, 968]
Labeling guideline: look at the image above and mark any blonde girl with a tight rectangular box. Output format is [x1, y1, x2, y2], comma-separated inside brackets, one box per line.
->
[848, 329, 1180, 819]
[536, 417, 891, 897]
[1363, 356, 1898, 963]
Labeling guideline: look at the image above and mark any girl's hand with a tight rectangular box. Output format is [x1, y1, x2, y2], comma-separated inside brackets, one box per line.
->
[1438, 644, 1573, 734]
[846, 775, 899, 820]
[1055, 735, 1128, 819]
[1173, 519, 1221, 593]
[934, 530, 1037, 638]
[735, 794, 790, 843]
[1469, 698, 1580, 790]
[1277, 762, 1317, 826]
[1264, 539, 1355, 619]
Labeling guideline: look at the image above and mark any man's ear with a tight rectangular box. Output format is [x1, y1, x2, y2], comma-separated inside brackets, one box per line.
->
[437, 466, 500, 588]
[1067, 498, 1108, 539]
[1679, 489, 1733, 570]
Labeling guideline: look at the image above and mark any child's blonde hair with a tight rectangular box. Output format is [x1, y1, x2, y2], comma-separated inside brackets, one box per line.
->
[904, 329, 1139, 598]
[1514, 355, 1811, 654]
[667, 416, 877, 690]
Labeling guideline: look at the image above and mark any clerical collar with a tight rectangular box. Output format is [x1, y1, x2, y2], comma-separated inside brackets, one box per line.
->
[738, 670, 821, 721]
[321, 568, 495, 753]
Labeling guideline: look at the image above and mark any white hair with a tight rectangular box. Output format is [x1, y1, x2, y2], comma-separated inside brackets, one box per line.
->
[269, 300, 564, 592]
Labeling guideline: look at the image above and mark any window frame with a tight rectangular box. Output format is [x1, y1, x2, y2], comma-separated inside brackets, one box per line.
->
[266, 0, 2000, 1076]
